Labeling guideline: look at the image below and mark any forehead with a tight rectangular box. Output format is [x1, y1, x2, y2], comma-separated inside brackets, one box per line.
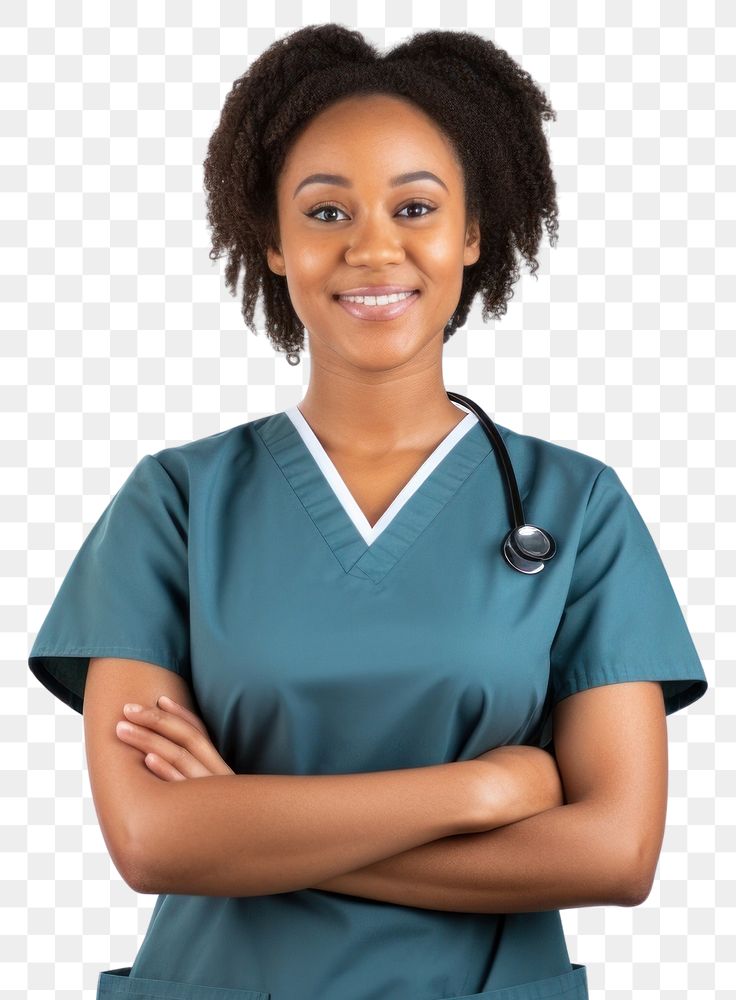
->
[279, 93, 461, 188]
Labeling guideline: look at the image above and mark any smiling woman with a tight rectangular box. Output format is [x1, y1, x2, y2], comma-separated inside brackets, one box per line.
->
[264, 88, 484, 372]
[202, 23, 559, 366]
[27, 19, 708, 1000]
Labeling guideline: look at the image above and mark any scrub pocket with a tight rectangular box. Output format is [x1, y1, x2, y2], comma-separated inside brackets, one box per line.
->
[452, 963, 588, 1000]
[96, 966, 270, 1000]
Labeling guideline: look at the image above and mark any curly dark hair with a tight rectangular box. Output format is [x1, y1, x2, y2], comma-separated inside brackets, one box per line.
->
[203, 23, 559, 362]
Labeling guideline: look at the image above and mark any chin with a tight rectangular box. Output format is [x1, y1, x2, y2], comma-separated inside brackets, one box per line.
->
[348, 340, 428, 372]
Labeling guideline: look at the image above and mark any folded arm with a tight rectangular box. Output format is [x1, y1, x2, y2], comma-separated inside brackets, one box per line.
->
[134, 761, 485, 896]
[310, 681, 670, 912]
[85, 657, 486, 896]
[87, 659, 667, 911]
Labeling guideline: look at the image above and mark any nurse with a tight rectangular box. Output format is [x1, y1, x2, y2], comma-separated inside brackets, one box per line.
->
[28, 24, 707, 1000]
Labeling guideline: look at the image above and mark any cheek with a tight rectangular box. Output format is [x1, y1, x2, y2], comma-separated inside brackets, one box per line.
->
[414, 229, 466, 281]
[285, 247, 335, 301]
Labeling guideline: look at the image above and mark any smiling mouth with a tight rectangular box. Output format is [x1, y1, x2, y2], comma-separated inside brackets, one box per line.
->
[332, 289, 420, 302]
[332, 289, 422, 322]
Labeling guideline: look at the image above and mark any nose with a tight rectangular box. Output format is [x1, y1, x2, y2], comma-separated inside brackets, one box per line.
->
[344, 215, 406, 267]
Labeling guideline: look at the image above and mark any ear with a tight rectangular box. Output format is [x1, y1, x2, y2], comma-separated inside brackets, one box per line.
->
[266, 244, 286, 277]
[463, 218, 481, 267]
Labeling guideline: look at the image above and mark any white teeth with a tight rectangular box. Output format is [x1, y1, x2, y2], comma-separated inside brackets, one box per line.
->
[339, 290, 415, 306]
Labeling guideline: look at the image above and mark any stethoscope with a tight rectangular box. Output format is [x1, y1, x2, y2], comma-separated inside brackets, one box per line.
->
[447, 390, 557, 575]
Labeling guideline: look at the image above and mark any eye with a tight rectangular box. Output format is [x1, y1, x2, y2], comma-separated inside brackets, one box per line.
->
[306, 204, 349, 223]
[398, 201, 435, 219]
[305, 200, 436, 223]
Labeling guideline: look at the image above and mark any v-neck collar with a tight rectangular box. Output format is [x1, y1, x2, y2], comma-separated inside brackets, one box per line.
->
[285, 403, 479, 545]
[256, 402, 493, 584]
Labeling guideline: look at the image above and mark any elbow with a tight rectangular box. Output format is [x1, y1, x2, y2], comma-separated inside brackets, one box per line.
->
[120, 794, 172, 895]
[587, 803, 659, 907]
[114, 819, 161, 894]
[620, 872, 655, 908]
[593, 826, 656, 907]
[97, 817, 156, 895]
[119, 847, 158, 895]
[617, 846, 657, 908]
[623, 831, 662, 906]
[124, 836, 173, 896]
[101, 829, 156, 895]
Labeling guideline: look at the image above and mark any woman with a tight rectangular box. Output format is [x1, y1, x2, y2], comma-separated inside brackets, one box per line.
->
[28, 24, 707, 1000]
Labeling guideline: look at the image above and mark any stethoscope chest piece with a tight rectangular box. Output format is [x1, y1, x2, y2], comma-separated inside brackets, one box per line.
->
[445, 389, 558, 576]
[503, 524, 557, 575]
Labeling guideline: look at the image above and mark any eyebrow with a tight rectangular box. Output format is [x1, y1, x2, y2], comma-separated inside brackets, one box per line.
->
[292, 170, 449, 199]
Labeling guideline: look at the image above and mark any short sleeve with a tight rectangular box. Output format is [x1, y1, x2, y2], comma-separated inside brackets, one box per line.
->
[539, 463, 707, 744]
[28, 453, 191, 715]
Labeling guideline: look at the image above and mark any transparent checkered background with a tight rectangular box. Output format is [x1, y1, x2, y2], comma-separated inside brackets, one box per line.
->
[5, 1, 732, 997]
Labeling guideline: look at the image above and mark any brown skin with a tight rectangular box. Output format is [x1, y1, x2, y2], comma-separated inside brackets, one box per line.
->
[86, 656, 495, 897]
[89, 92, 670, 909]
[113, 678, 667, 909]
[266, 92, 482, 520]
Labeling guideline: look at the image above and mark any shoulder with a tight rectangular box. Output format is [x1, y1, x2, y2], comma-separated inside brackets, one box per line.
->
[493, 421, 609, 503]
[144, 413, 279, 498]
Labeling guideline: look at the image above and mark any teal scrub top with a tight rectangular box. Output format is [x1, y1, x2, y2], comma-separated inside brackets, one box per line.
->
[28, 402, 708, 1000]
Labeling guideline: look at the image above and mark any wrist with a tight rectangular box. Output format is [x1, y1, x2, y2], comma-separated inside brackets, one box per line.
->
[445, 759, 497, 835]
[470, 749, 565, 832]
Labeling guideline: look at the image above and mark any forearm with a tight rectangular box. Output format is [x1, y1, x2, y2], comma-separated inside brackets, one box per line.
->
[311, 799, 641, 913]
[133, 762, 483, 897]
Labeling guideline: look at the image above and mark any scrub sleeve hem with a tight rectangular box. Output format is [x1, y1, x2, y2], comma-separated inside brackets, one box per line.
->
[553, 660, 707, 716]
[28, 647, 188, 716]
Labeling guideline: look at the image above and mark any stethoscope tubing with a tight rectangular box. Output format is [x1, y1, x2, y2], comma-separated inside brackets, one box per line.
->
[446, 390, 557, 575]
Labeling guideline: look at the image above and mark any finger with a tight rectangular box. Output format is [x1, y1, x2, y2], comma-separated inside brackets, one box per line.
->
[116, 720, 214, 779]
[156, 696, 209, 738]
[144, 751, 187, 782]
[121, 703, 230, 775]
[140, 698, 209, 743]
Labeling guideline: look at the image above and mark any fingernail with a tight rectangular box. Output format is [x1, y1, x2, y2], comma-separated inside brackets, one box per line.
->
[124, 703, 142, 713]
[158, 696, 174, 707]
[117, 721, 132, 733]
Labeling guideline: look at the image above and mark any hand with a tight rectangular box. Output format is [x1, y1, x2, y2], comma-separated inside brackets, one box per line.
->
[115, 696, 235, 781]
[471, 744, 564, 831]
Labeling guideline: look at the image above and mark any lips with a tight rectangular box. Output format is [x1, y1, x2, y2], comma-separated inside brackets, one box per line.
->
[334, 285, 419, 297]
[334, 288, 421, 322]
